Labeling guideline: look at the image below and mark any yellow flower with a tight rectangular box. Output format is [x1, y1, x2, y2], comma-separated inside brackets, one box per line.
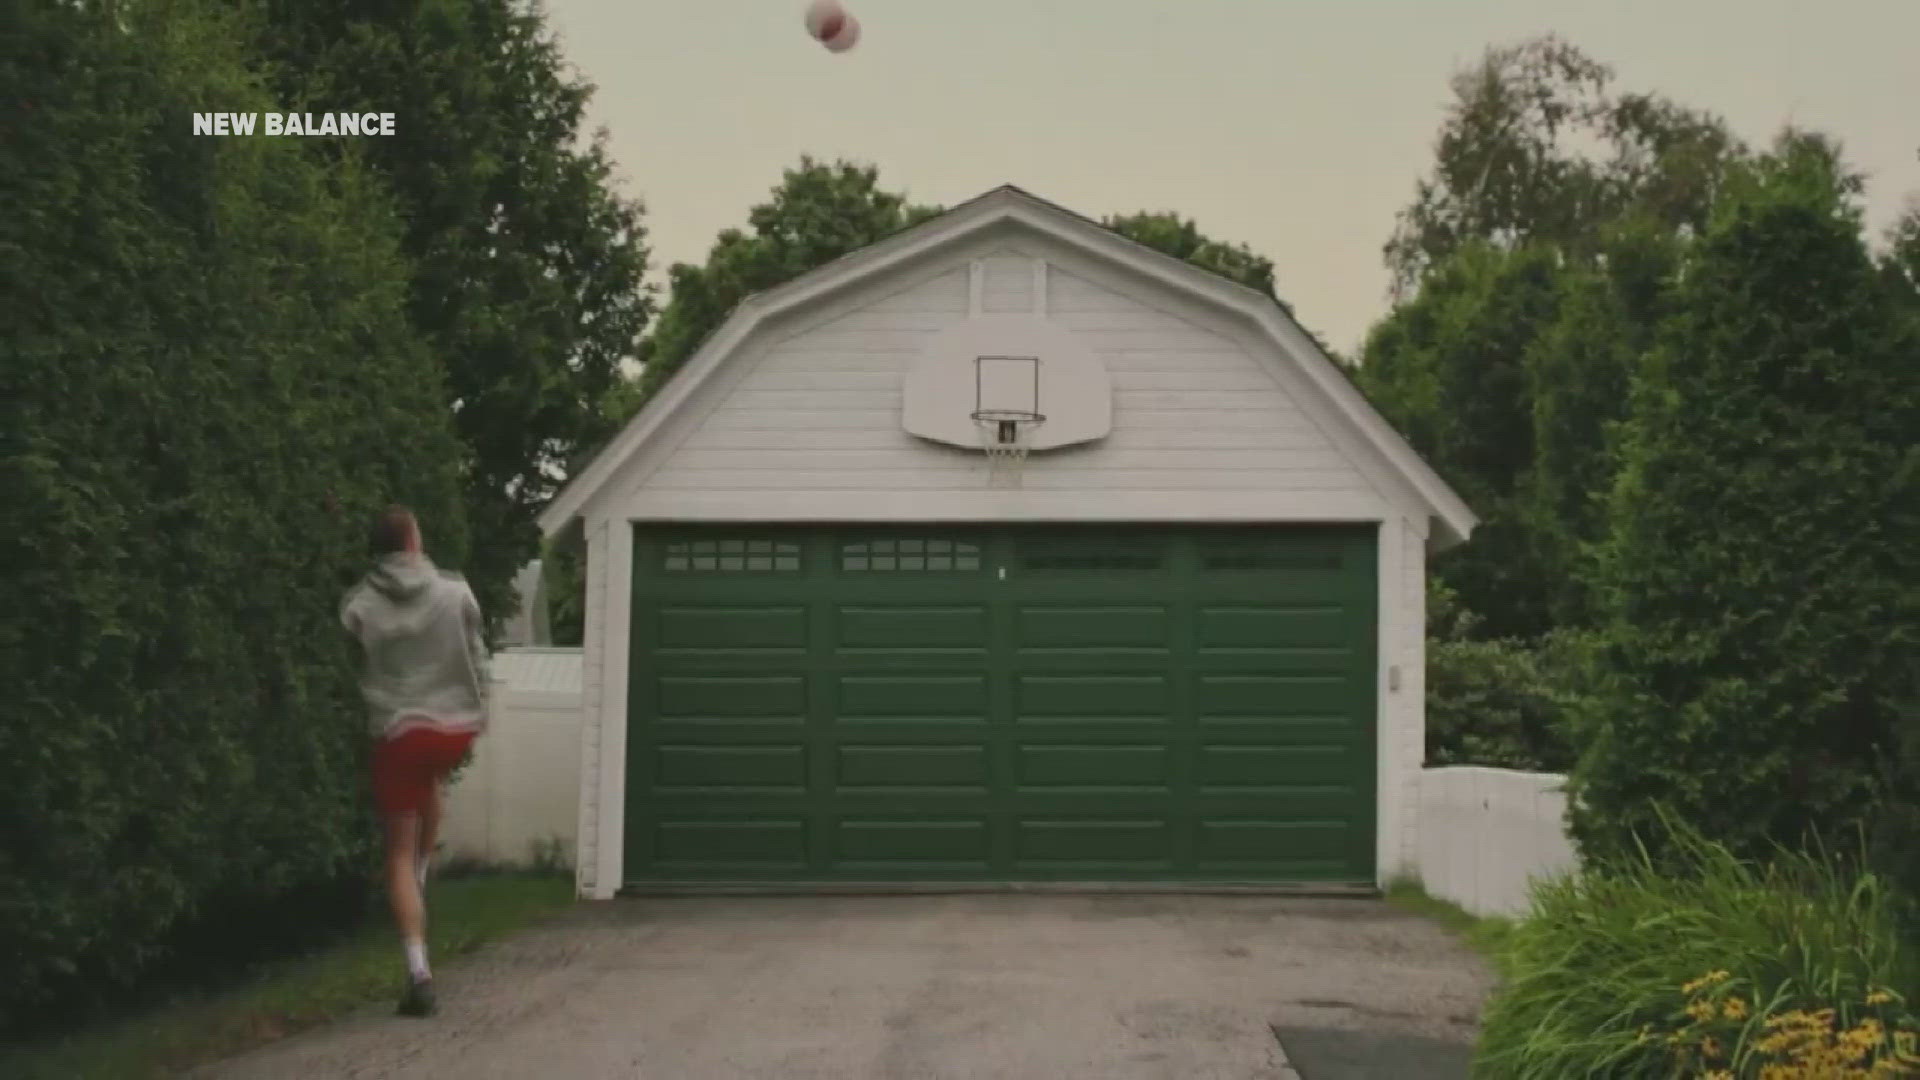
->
[1866, 989, 1894, 1006]
[1688, 999, 1720, 1023]
[1684, 970, 1734, 995]
[1701, 1035, 1724, 1059]
[1725, 997, 1750, 1021]
[1701, 1071, 1734, 1080]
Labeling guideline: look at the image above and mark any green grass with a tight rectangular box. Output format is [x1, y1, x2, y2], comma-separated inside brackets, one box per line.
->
[1384, 876, 1518, 970]
[1, 872, 574, 1080]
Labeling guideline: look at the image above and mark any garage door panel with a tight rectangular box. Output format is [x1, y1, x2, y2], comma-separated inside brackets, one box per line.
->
[653, 605, 810, 651]
[835, 605, 989, 651]
[1196, 674, 1360, 718]
[1196, 605, 1351, 649]
[1197, 715, 1360, 741]
[654, 674, 807, 720]
[651, 745, 808, 793]
[1014, 606, 1173, 650]
[642, 720, 811, 745]
[1015, 674, 1171, 717]
[1196, 820, 1356, 864]
[1015, 744, 1172, 790]
[1194, 649, 1359, 677]
[836, 819, 992, 866]
[1016, 819, 1173, 866]
[642, 656, 819, 680]
[836, 673, 988, 718]
[1196, 744, 1361, 790]
[836, 744, 990, 790]
[651, 819, 808, 868]
[1196, 788, 1359, 812]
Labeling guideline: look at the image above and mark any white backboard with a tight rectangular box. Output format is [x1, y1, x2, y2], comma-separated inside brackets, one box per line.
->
[901, 315, 1112, 450]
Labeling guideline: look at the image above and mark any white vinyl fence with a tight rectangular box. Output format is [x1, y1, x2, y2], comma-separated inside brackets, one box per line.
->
[439, 648, 584, 870]
[1414, 766, 1580, 918]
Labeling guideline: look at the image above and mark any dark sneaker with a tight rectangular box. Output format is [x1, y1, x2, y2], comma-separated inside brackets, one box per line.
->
[397, 976, 437, 1017]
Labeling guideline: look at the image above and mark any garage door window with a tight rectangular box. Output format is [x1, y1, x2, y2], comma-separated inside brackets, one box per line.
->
[1202, 542, 1345, 571]
[663, 538, 802, 573]
[1019, 539, 1163, 572]
[841, 537, 982, 572]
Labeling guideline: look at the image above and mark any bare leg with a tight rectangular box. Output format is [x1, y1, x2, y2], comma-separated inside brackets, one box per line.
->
[384, 811, 426, 946]
[418, 781, 443, 880]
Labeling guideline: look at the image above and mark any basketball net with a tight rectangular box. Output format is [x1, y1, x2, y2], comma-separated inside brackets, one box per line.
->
[976, 418, 1034, 489]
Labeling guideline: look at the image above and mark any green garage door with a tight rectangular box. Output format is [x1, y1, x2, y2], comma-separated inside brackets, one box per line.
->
[625, 525, 1376, 885]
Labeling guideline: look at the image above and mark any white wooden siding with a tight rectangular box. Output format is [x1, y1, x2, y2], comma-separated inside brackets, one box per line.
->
[980, 250, 1035, 313]
[638, 244, 1381, 504]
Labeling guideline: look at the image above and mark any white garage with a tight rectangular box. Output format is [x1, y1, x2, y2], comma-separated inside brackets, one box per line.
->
[540, 186, 1474, 899]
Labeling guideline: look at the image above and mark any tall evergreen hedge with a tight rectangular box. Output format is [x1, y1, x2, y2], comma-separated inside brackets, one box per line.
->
[1, 1, 467, 1031]
[1566, 141, 1920, 867]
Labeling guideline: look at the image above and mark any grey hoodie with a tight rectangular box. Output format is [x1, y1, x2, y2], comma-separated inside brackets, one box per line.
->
[340, 553, 491, 740]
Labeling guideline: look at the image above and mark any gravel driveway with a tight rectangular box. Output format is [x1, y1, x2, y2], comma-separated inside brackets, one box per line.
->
[197, 894, 1495, 1080]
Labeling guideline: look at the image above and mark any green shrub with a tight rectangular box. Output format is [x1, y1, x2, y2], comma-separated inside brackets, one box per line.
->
[1425, 580, 1588, 771]
[1473, 814, 1920, 1079]
[1568, 138, 1920, 868]
[1, 1, 465, 1034]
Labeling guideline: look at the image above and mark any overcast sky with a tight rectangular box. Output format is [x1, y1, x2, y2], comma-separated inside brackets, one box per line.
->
[541, 0, 1918, 354]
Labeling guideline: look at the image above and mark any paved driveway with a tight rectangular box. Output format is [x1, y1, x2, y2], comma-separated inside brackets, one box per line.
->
[198, 894, 1494, 1080]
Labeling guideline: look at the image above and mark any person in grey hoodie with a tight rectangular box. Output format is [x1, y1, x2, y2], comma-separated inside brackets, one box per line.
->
[340, 505, 491, 1017]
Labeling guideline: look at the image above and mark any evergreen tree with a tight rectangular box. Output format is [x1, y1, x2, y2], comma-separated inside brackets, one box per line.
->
[1567, 136, 1920, 865]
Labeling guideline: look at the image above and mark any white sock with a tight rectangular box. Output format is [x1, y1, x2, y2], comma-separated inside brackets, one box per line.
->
[416, 852, 429, 893]
[404, 937, 431, 981]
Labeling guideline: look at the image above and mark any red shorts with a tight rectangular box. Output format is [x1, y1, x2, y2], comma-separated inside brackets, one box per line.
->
[371, 727, 476, 815]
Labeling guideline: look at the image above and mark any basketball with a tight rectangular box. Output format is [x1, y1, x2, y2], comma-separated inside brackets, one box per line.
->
[804, 0, 860, 52]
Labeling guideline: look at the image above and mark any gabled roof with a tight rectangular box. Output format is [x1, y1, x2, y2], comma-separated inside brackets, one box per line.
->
[540, 185, 1477, 546]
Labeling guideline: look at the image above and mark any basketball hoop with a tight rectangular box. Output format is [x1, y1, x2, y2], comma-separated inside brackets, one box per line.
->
[972, 408, 1043, 488]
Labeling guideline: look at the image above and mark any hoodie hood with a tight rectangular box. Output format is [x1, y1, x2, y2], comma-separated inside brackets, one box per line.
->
[366, 553, 438, 602]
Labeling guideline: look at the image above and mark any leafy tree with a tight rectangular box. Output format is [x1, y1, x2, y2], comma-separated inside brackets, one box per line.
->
[1385, 34, 1741, 297]
[252, 0, 653, 628]
[627, 157, 943, 408]
[1357, 242, 1565, 638]
[1524, 216, 1681, 626]
[1366, 36, 1751, 635]
[1566, 136, 1920, 867]
[1102, 210, 1285, 306]
[1883, 197, 1920, 301]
